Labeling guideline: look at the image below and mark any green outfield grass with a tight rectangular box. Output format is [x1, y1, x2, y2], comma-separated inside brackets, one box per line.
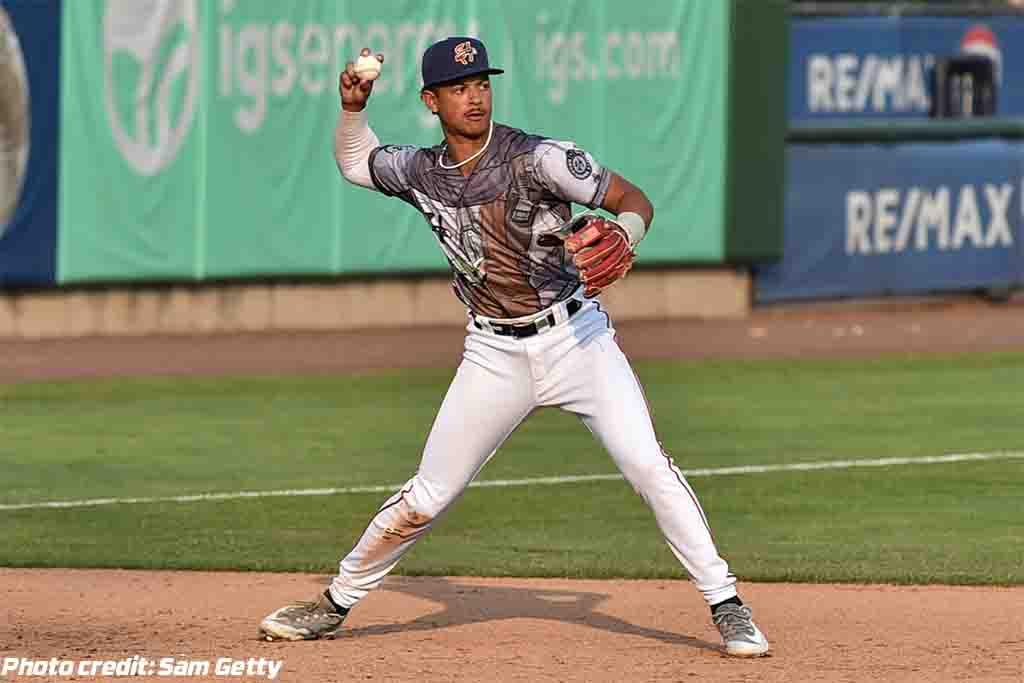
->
[1, 353, 1022, 584]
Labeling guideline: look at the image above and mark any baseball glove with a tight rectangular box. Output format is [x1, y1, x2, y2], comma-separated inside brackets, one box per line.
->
[564, 217, 634, 298]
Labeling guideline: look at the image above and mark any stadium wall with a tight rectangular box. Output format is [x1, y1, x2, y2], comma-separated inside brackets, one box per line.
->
[0, 269, 750, 339]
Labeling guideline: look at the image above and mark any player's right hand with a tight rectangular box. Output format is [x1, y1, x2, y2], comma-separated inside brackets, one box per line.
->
[340, 48, 383, 112]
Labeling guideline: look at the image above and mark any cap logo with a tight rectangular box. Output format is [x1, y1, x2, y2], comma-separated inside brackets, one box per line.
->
[453, 40, 477, 66]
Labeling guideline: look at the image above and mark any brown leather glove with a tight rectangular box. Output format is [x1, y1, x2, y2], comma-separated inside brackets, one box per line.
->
[564, 217, 634, 298]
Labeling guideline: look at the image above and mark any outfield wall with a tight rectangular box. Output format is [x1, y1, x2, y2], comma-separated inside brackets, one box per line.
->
[759, 6, 1024, 303]
[0, 268, 749, 339]
[0, 0, 775, 337]
[0, 0, 786, 290]
[758, 127, 1024, 302]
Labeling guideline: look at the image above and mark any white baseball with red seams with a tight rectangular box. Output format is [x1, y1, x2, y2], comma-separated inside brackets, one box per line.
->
[354, 54, 381, 81]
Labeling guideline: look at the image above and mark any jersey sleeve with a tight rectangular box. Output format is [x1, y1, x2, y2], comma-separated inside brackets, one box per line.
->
[367, 144, 421, 199]
[532, 140, 612, 209]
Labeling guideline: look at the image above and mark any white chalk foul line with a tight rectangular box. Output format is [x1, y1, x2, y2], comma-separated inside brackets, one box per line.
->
[1, 451, 1021, 512]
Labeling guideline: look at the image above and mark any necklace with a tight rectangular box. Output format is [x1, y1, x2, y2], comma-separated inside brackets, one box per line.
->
[439, 121, 494, 170]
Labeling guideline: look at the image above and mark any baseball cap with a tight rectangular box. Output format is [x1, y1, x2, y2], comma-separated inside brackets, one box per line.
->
[421, 36, 503, 90]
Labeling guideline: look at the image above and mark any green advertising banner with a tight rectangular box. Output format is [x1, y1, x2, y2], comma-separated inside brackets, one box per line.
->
[60, 0, 204, 281]
[59, 0, 782, 284]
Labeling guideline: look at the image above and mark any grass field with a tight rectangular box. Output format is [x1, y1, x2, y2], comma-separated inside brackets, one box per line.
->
[2, 352, 1022, 584]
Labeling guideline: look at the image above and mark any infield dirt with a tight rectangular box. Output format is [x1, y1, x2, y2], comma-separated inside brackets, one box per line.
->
[3, 569, 1022, 682]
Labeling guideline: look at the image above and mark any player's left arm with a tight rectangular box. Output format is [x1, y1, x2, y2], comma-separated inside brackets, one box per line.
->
[560, 176, 644, 297]
[533, 142, 648, 296]
[533, 142, 651, 250]
[598, 172, 653, 249]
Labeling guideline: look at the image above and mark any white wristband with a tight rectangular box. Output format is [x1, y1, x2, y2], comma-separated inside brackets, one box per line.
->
[615, 211, 647, 248]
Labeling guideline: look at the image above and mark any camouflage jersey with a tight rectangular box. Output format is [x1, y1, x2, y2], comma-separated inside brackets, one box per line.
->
[367, 123, 611, 319]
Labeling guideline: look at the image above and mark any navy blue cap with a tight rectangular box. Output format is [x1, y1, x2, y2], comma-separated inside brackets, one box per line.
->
[421, 37, 503, 90]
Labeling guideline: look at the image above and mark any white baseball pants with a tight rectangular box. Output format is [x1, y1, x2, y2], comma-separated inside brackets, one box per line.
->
[329, 295, 737, 608]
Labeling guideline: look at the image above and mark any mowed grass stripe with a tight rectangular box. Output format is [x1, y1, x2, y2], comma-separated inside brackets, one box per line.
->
[2, 450, 1020, 512]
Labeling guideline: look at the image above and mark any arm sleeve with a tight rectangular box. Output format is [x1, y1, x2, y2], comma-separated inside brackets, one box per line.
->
[533, 140, 612, 209]
[333, 109, 379, 189]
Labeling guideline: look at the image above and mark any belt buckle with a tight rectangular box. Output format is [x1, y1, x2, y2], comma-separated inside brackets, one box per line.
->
[511, 322, 536, 339]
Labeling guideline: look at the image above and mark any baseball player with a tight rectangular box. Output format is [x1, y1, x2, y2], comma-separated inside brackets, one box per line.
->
[260, 37, 769, 657]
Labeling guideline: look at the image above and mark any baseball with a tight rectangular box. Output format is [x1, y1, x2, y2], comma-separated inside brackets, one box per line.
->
[354, 54, 381, 81]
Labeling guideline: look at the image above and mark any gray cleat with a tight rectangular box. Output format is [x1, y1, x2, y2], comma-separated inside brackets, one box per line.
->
[259, 591, 349, 641]
[712, 603, 770, 657]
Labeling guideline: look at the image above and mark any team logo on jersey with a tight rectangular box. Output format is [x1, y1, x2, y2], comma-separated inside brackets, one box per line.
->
[960, 24, 1002, 84]
[453, 41, 478, 66]
[103, 0, 200, 175]
[565, 149, 592, 180]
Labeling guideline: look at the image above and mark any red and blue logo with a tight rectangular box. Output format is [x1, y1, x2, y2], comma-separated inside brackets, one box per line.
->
[453, 40, 477, 66]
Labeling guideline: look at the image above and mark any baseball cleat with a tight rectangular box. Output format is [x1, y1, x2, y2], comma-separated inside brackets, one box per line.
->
[712, 603, 770, 657]
[259, 591, 349, 641]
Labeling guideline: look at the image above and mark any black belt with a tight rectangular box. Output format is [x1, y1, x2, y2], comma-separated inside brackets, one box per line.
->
[474, 299, 582, 339]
